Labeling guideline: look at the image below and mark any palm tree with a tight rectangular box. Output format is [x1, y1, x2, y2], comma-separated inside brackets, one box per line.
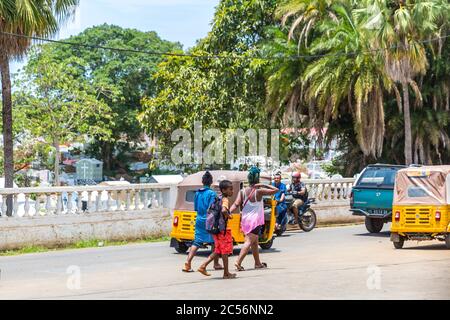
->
[356, 0, 449, 165]
[276, 0, 340, 48]
[0, 0, 79, 215]
[301, 3, 395, 158]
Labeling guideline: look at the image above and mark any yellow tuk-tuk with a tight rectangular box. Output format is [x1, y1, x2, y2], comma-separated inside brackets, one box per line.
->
[391, 165, 450, 249]
[169, 170, 277, 253]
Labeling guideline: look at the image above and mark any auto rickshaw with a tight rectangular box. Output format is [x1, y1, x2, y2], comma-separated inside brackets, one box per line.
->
[169, 170, 277, 253]
[390, 165, 450, 249]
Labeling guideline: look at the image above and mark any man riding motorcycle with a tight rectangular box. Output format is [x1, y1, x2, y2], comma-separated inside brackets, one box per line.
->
[272, 172, 287, 232]
[287, 171, 307, 224]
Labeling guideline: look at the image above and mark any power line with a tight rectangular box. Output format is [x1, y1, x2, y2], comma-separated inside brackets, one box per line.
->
[0, 30, 449, 61]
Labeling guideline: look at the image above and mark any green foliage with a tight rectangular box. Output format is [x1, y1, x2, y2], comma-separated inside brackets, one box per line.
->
[28, 24, 182, 170]
[139, 0, 278, 161]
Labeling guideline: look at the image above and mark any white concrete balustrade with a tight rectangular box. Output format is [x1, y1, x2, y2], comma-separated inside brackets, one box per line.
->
[0, 179, 355, 218]
[301, 178, 355, 202]
[0, 184, 176, 218]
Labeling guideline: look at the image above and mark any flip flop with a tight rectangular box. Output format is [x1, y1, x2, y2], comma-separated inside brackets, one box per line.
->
[214, 266, 224, 270]
[182, 263, 194, 273]
[255, 262, 268, 269]
[223, 273, 237, 279]
[235, 264, 245, 271]
[197, 267, 211, 276]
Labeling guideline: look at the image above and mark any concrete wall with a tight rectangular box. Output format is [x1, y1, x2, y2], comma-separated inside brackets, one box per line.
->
[0, 209, 171, 251]
[314, 200, 364, 225]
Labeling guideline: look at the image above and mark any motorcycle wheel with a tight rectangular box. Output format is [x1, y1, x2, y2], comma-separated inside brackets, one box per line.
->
[299, 209, 317, 232]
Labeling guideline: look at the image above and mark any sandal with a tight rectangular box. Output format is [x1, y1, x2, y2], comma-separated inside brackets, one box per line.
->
[214, 265, 224, 271]
[182, 263, 194, 273]
[255, 262, 268, 269]
[197, 267, 211, 276]
[223, 273, 237, 279]
[235, 264, 245, 271]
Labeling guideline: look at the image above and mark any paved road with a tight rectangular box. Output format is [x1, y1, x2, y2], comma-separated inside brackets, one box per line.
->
[0, 224, 448, 300]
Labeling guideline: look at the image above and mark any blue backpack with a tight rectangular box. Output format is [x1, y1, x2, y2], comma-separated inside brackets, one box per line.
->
[206, 196, 227, 235]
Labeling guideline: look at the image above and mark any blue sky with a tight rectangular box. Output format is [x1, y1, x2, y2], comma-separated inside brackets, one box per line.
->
[11, 0, 220, 73]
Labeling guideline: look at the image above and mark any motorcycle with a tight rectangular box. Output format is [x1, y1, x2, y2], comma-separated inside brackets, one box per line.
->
[274, 192, 317, 236]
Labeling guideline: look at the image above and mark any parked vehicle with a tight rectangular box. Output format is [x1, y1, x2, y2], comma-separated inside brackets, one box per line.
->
[169, 170, 277, 253]
[350, 164, 406, 233]
[390, 165, 450, 249]
[274, 192, 317, 236]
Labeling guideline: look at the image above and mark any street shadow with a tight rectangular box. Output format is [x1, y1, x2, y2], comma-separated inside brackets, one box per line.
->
[402, 243, 448, 251]
[354, 231, 391, 238]
[173, 246, 281, 257]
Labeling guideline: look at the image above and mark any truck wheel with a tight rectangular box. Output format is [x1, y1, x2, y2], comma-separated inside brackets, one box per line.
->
[175, 241, 189, 254]
[365, 217, 384, 233]
[445, 234, 450, 249]
[259, 238, 274, 250]
[393, 236, 405, 249]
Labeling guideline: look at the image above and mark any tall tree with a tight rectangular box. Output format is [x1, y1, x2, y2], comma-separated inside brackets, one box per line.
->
[0, 0, 79, 214]
[14, 48, 114, 186]
[39, 24, 182, 172]
[356, 0, 449, 164]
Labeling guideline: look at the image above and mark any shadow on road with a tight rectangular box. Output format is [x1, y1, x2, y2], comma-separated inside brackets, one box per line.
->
[354, 231, 391, 238]
[402, 243, 449, 251]
[172, 247, 281, 257]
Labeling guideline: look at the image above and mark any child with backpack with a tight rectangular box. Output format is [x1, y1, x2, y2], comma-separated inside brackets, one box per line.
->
[198, 179, 236, 279]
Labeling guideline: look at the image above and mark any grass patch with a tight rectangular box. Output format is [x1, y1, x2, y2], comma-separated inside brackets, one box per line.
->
[0, 235, 170, 257]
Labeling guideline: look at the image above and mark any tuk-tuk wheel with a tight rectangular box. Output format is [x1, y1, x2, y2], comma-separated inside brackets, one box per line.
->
[393, 237, 405, 249]
[445, 235, 450, 249]
[259, 238, 274, 250]
[175, 241, 189, 254]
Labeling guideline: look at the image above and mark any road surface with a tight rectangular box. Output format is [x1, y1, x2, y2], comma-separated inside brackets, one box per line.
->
[0, 224, 448, 299]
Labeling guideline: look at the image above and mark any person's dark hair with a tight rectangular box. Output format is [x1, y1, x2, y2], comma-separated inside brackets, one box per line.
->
[219, 179, 232, 191]
[202, 171, 213, 186]
[247, 166, 260, 185]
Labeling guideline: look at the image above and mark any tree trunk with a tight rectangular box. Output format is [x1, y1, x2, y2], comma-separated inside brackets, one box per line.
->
[0, 52, 14, 216]
[402, 82, 413, 165]
[53, 139, 60, 186]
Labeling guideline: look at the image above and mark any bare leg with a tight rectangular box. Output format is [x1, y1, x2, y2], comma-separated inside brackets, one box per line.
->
[235, 235, 252, 269]
[222, 254, 236, 279]
[198, 252, 218, 276]
[211, 244, 223, 269]
[183, 245, 198, 272]
[249, 234, 263, 267]
[292, 205, 299, 224]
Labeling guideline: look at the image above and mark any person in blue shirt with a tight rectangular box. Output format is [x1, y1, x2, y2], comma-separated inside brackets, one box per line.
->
[272, 172, 287, 232]
[182, 171, 222, 272]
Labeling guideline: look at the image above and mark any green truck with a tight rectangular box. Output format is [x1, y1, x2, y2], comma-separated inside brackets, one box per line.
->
[350, 164, 406, 233]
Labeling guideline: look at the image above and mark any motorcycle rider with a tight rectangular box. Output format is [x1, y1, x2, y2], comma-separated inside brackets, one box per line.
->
[288, 171, 307, 224]
[272, 172, 287, 232]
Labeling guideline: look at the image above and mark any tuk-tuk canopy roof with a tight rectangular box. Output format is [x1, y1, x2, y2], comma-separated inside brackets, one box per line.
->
[394, 165, 450, 205]
[178, 170, 271, 187]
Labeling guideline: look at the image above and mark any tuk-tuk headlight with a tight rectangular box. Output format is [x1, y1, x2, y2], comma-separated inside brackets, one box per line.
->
[394, 211, 401, 222]
[435, 211, 441, 222]
[173, 216, 179, 227]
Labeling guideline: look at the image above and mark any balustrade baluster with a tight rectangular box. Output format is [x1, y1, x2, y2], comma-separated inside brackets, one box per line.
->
[134, 189, 140, 210]
[45, 194, 52, 216]
[56, 193, 62, 215]
[24, 194, 30, 217]
[35, 195, 40, 216]
[67, 193, 73, 214]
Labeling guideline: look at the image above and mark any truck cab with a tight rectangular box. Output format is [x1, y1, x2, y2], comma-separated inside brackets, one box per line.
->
[350, 164, 406, 233]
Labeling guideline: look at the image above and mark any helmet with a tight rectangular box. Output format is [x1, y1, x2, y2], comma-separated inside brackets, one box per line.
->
[292, 171, 301, 179]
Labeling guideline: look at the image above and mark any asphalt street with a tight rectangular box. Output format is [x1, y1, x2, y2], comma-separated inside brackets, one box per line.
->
[0, 224, 448, 299]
